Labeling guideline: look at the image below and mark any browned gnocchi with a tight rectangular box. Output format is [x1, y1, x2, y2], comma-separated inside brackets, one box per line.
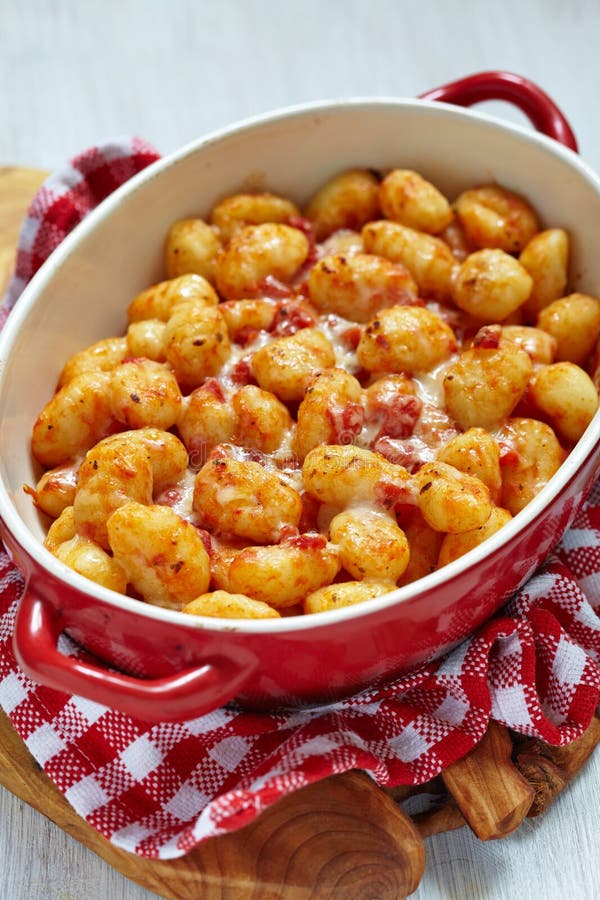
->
[28, 167, 600, 619]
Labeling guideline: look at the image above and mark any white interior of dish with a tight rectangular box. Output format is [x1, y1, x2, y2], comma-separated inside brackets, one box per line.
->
[2, 97, 600, 633]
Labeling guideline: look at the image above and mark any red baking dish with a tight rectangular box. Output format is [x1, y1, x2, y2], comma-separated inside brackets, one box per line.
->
[1, 72, 599, 722]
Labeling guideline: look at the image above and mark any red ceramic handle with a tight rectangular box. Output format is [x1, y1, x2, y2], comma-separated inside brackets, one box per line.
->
[13, 590, 253, 722]
[420, 71, 578, 152]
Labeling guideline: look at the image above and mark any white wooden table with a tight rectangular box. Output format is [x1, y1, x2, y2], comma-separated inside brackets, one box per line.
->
[1, 1, 600, 897]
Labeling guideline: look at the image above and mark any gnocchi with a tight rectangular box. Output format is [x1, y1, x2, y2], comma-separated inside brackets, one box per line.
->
[29, 166, 599, 621]
[192, 455, 302, 543]
[215, 223, 309, 300]
[379, 169, 453, 234]
[452, 249, 533, 322]
[165, 219, 222, 283]
[128, 273, 218, 322]
[227, 536, 341, 607]
[454, 185, 539, 253]
[362, 219, 458, 299]
[443, 333, 533, 430]
[107, 502, 210, 608]
[251, 328, 335, 404]
[329, 509, 410, 581]
[536, 293, 600, 365]
[210, 193, 299, 243]
[307, 253, 417, 322]
[357, 305, 457, 374]
[303, 168, 380, 240]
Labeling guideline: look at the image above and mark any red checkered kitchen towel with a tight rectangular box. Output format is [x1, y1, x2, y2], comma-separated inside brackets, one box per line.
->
[0, 140, 599, 859]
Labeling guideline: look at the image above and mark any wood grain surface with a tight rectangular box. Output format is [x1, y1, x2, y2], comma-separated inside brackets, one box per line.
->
[441, 723, 534, 841]
[2, 2, 600, 897]
[0, 166, 46, 297]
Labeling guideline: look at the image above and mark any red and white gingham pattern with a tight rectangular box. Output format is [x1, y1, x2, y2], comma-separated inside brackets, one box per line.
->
[0, 141, 599, 859]
[0, 137, 159, 327]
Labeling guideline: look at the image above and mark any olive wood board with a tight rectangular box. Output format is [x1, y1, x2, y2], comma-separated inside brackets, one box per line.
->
[1, 166, 599, 900]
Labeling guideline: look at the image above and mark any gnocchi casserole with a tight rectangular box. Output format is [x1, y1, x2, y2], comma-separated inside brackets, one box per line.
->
[28, 168, 600, 619]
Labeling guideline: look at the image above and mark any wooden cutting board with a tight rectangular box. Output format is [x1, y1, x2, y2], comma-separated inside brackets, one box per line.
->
[0, 166, 48, 297]
[0, 166, 425, 899]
